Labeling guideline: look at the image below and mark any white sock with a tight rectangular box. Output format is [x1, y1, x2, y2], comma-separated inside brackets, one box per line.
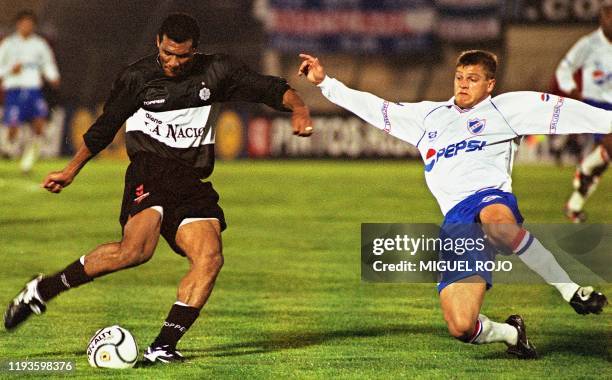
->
[471, 314, 518, 345]
[20, 136, 41, 172]
[512, 230, 579, 302]
[566, 191, 585, 212]
[5, 137, 20, 158]
[580, 145, 608, 175]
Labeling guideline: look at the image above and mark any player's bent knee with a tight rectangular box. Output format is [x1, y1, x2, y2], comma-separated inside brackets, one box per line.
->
[200, 250, 223, 272]
[207, 251, 224, 273]
[482, 222, 521, 250]
[190, 248, 224, 273]
[445, 317, 475, 342]
[484, 226, 510, 248]
[213, 252, 224, 270]
[117, 244, 154, 267]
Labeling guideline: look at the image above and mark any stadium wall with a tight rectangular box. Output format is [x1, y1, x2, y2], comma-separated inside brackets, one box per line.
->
[0, 1, 599, 163]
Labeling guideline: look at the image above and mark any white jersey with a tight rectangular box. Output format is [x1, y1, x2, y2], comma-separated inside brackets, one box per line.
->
[318, 76, 611, 215]
[0, 33, 59, 90]
[555, 28, 612, 104]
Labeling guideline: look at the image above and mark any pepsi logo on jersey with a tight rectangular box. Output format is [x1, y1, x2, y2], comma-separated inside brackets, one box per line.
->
[424, 139, 486, 172]
[592, 69, 612, 86]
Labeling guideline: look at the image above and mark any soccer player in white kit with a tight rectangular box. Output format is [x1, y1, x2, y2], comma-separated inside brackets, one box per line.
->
[298, 50, 610, 359]
[0, 10, 60, 173]
[558, 2, 612, 222]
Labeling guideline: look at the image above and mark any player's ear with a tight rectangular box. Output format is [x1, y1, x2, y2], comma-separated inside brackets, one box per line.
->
[487, 78, 496, 93]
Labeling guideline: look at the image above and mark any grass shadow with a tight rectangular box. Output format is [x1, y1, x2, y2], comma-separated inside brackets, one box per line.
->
[535, 330, 610, 360]
[477, 329, 609, 361]
[186, 324, 439, 358]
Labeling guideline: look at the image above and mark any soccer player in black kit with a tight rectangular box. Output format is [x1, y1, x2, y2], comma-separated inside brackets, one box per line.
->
[4, 13, 314, 364]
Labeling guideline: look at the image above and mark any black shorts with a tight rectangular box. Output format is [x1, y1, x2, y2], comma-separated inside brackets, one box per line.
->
[119, 153, 226, 256]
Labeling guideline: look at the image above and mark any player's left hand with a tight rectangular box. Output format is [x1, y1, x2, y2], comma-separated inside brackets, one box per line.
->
[292, 106, 314, 137]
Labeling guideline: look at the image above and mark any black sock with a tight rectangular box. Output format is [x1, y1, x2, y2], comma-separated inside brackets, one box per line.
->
[37, 258, 94, 302]
[153, 303, 200, 349]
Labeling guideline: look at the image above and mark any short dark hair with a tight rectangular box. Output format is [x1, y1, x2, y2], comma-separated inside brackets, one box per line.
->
[456, 50, 498, 79]
[15, 10, 37, 24]
[158, 13, 200, 48]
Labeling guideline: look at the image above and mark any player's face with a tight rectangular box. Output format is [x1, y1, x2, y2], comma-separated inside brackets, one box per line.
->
[601, 7, 612, 41]
[156, 35, 195, 77]
[454, 64, 495, 109]
[16, 18, 35, 37]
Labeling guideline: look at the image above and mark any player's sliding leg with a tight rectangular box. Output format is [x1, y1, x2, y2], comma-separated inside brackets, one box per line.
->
[439, 277, 536, 359]
[144, 219, 223, 365]
[480, 204, 608, 314]
[3, 208, 162, 330]
[20, 117, 46, 174]
[565, 135, 612, 223]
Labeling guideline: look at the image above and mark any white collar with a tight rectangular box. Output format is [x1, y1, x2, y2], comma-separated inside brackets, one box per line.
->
[13, 32, 35, 41]
[597, 28, 612, 45]
[445, 95, 492, 113]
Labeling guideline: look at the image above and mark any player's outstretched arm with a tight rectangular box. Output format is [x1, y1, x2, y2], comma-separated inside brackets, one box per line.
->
[493, 92, 612, 136]
[297, 53, 426, 146]
[42, 143, 93, 193]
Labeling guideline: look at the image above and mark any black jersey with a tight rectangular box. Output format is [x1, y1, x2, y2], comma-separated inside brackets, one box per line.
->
[83, 53, 291, 178]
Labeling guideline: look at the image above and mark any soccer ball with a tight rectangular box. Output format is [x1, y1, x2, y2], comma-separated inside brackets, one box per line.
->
[87, 325, 138, 369]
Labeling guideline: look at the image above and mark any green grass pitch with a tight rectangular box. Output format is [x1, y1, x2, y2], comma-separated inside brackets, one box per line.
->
[0, 159, 609, 379]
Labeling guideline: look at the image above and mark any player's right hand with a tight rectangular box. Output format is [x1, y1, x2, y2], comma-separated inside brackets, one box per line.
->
[298, 54, 326, 85]
[42, 171, 74, 193]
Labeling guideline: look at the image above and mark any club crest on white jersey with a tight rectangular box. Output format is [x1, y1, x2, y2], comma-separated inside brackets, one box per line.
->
[467, 118, 486, 135]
